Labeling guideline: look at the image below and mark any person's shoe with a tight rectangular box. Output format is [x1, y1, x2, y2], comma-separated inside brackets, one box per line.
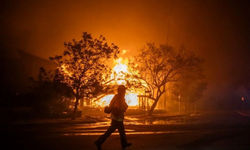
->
[122, 143, 132, 149]
[94, 141, 102, 150]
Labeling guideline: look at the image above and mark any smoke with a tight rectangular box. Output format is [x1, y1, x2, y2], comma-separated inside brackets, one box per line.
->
[1, 0, 250, 110]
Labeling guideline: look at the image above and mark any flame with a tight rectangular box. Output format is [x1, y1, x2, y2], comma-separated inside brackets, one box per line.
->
[110, 58, 128, 85]
[60, 52, 144, 108]
[97, 57, 141, 107]
[61, 64, 72, 76]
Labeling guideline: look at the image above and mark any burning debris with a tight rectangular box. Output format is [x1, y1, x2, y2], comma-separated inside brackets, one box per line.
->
[97, 57, 144, 107]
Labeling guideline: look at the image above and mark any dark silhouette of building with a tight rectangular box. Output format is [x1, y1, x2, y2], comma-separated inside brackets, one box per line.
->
[0, 49, 56, 106]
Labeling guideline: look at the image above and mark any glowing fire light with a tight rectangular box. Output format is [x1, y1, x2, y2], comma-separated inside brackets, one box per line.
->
[98, 56, 142, 107]
[61, 64, 72, 76]
[60, 52, 144, 108]
[99, 93, 139, 107]
[110, 58, 128, 85]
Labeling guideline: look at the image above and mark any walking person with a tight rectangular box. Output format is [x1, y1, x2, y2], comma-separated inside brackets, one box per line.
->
[94, 85, 132, 150]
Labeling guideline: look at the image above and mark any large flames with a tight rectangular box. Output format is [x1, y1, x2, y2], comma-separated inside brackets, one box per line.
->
[60, 50, 145, 108]
[98, 57, 141, 107]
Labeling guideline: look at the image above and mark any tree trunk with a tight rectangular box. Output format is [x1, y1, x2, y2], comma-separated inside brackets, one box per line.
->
[148, 99, 158, 115]
[72, 97, 79, 120]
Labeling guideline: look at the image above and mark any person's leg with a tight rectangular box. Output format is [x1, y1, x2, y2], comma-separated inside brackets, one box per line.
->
[117, 121, 131, 149]
[95, 120, 117, 146]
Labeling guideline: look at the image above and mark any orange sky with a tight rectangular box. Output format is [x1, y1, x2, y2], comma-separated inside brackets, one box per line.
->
[1, 0, 250, 109]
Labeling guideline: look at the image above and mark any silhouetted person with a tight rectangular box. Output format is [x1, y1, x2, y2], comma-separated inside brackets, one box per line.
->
[94, 85, 132, 150]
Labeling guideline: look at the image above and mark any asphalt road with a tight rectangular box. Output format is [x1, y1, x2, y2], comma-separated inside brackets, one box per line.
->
[2, 111, 250, 150]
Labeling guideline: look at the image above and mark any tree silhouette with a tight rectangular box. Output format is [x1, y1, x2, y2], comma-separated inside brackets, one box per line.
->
[171, 78, 207, 112]
[128, 43, 205, 115]
[28, 67, 74, 117]
[49, 32, 119, 119]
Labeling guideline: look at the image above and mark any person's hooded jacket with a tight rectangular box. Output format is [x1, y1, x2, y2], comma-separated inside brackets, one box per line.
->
[109, 94, 128, 121]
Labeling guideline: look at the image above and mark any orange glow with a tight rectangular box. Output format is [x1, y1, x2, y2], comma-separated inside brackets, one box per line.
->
[60, 51, 146, 107]
[96, 50, 147, 107]
[61, 64, 72, 76]
[110, 57, 128, 85]
[97, 56, 141, 107]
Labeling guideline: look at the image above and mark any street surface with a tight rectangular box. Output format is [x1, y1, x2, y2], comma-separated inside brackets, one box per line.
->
[2, 111, 250, 150]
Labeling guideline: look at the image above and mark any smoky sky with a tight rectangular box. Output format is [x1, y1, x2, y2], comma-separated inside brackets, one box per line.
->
[1, 0, 250, 109]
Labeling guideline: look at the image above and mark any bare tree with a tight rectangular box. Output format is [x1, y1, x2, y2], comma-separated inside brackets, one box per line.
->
[128, 43, 204, 115]
[49, 32, 119, 119]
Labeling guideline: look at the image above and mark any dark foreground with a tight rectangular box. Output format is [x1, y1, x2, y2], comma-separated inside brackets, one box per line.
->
[2, 111, 250, 150]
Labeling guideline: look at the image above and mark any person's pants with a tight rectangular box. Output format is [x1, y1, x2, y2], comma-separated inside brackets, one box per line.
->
[95, 119, 127, 147]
